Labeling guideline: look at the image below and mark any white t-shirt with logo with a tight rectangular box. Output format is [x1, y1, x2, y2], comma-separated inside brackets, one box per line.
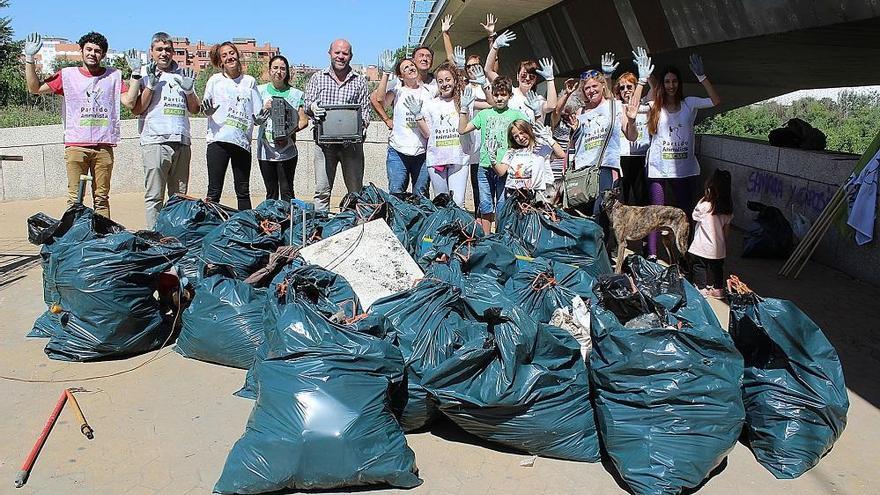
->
[204, 73, 262, 152]
[387, 83, 432, 156]
[574, 99, 624, 171]
[138, 64, 191, 146]
[501, 143, 555, 192]
[508, 87, 546, 122]
[647, 96, 715, 178]
[423, 97, 468, 168]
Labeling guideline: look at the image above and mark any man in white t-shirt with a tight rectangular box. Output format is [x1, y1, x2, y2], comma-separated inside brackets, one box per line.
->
[130, 32, 201, 228]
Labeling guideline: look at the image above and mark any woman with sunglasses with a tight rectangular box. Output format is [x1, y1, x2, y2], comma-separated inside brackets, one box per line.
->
[645, 54, 721, 260]
[256, 55, 309, 202]
[371, 54, 433, 197]
[483, 29, 557, 123]
[614, 71, 651, 206]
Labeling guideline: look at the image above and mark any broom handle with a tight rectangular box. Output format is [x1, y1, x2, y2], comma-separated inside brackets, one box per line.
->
[792, 199, 845, 278]
[780, 188, 845, 275]
[15, 390, 68, 488]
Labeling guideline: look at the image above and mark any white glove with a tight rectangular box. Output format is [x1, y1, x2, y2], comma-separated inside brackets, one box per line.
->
[23, 33, 42, 63]
[403, 95, 423, 120]
[525, 91, 543, 117]
[310, 101, 326, 119]
[486, 138, 500, 165]
[144, 62, 160, 90]
[459, 85, 476, 111]
[453, 46, 466, 69]
[601, 52, 618, 77]
[253, 108, 270, 125]
[378, 49, 395, 74]
[125, 49, 142, 76]
[689, 53, 706, 82]
[178, 68, 195, 94]
[441, 14, 454, 33]
[200, 97, 219, 116]
[533, 122, 554, 144]
[492, 30, 516, 49]
[633, 47, 654, 85]
[536, 57, 555, 81]
[469, 65, 488, 87]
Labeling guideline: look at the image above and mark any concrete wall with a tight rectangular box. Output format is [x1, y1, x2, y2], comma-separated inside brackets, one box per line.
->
[0, 119, 392, 203]
[697, 134, 880, 286]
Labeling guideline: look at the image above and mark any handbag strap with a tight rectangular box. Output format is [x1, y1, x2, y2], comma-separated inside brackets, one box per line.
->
[594, 99, 616, 169]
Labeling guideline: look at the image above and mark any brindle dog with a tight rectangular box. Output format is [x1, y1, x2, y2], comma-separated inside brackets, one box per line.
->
[602, 188, 690, 272]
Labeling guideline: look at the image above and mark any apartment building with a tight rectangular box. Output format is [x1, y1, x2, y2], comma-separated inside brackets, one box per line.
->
[169, 37, 280, 75]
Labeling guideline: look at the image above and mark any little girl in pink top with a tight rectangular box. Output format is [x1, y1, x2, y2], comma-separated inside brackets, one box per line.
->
[688, 170, 733, 299]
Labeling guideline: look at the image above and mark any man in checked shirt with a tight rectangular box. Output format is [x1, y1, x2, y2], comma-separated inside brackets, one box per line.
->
[304, 39, 371, 211]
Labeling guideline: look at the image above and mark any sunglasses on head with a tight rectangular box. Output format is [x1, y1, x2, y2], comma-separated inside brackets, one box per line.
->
[580, 69, 602, 80]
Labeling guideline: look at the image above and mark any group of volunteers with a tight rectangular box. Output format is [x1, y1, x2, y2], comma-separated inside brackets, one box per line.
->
[21, 15, 732, 297]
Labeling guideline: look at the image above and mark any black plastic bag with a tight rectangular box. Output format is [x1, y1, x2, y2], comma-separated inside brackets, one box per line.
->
[590, 266, 744, 495]
[503, 256, 595, 323]
[40, 230, 187, 361]
[422, 284, 602, 462]
[742, 201, 794, 258]
[370, 279, 486, 431]
[175, 265, 267, 369]
[200, 209, 288, 280]
[153, 195, 236, 280]
[728, 290, 848, 479]
[214, 298, 421, 493]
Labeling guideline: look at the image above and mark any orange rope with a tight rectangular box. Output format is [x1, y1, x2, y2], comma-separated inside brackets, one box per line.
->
[276, 279, 289, 298]
[531, 272, 557, 291]
[260, 219, 282, 234]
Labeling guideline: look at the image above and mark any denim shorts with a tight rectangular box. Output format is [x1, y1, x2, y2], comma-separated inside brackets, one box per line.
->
[476, 166, 507, 215]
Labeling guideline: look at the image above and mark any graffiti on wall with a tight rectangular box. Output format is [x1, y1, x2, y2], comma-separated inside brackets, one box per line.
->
[745, 169, 836, 216]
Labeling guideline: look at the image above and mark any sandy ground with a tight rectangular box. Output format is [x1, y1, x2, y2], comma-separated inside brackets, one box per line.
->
[0, 193, 878, 494]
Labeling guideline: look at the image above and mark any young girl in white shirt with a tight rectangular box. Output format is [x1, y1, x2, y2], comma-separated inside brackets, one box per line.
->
[688, 169, 733, 299]
[489, 119, 564, 202]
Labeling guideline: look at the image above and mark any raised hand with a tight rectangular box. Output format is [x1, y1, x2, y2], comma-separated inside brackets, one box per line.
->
[178, 68, 195, 94]
[633, 48, 654, 85]
[125, 49, 142, 75]
[403, 96, 424, 120]
[460, 85, 476, 109]
[253, 108, 270, 125]
[563, 77, 580, 95]
[310, 101, 326, 119]
[525, 91, 543, 117]
[378, 49, 395, 74]
[492, 30, 516, 50]
[23, 33, 42, 63]
[689, 53, 706, 81]
[200, 97, 219, 116]
[480, 13, 497, 36]
[601, 52, 618, 77]
[536, 57, 555, 81]
[533, 122, 554, 144]
[453, 46, 466, 69]
[144, 62, 160, 89]
[441, 14, 454, 33]
[469, 65, 488, 87]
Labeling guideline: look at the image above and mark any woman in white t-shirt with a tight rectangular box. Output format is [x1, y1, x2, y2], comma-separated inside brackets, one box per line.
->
[201, 41, 265, 210]
[489, 119, 563, 202]
[614, 71, 651, 206]
[371, 57, 432, 197]
[409, 63, 471, 207]
[645, 55, 721, 258]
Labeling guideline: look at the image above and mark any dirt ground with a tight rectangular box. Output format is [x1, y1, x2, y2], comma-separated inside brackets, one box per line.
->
[0, 193, 877, 494]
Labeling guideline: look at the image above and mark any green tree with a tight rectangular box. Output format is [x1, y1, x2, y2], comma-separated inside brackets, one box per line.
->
[194, 65, 217, 98]
[52, 55, 81, 72]
[111, 55, 131, 79]
[246, 60, 264, 82]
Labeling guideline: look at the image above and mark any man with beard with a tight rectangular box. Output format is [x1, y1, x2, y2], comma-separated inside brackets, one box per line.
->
[24, 31, 139, 219]
[304, 39, 371, 211]
[129, 32, 200, 229]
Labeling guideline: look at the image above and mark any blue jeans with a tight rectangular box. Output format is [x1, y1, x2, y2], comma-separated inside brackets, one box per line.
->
[477, 166, 507, 215]
[386, 147, 429, 197]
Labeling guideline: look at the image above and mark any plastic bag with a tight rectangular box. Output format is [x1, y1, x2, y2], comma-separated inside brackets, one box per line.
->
[728, 288, 848, 479]
[503, 256, 595, 323]
[214, 299, 421, 493]
[200, 209, 288, 280]
[154, 195, 236, 280]
[589, 263, 744, 495]
[370, 279, 486, 431]
[39, 230, 187, 361]
[420, 223, 523, 284]
[742, 201, 794, 258]
[423, 285, 601, 462]
[175, 265, 267, 369]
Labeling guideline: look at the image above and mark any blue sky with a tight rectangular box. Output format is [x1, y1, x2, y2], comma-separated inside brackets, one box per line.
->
[5, 0, 412, 67]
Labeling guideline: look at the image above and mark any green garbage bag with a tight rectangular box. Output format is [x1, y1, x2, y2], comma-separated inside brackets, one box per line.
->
[154, 195, 236, 281]
[422, 283, 601, 462]
[370, 279, 486, 431]
[214, 298, 421, 493]
[590, 260, 745, 495]
[420, 223, 523, 284]
[503, 257, 595, 323]
[175, 265, 266, 369]
[200, 209, 288, 280]
[728, 289, 848, 479]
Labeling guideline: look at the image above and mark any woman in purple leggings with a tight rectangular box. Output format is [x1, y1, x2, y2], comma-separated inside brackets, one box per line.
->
[645, 54, 721, 259]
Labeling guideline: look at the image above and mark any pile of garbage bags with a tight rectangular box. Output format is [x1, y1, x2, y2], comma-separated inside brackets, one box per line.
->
[25, 188, 850, 494]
